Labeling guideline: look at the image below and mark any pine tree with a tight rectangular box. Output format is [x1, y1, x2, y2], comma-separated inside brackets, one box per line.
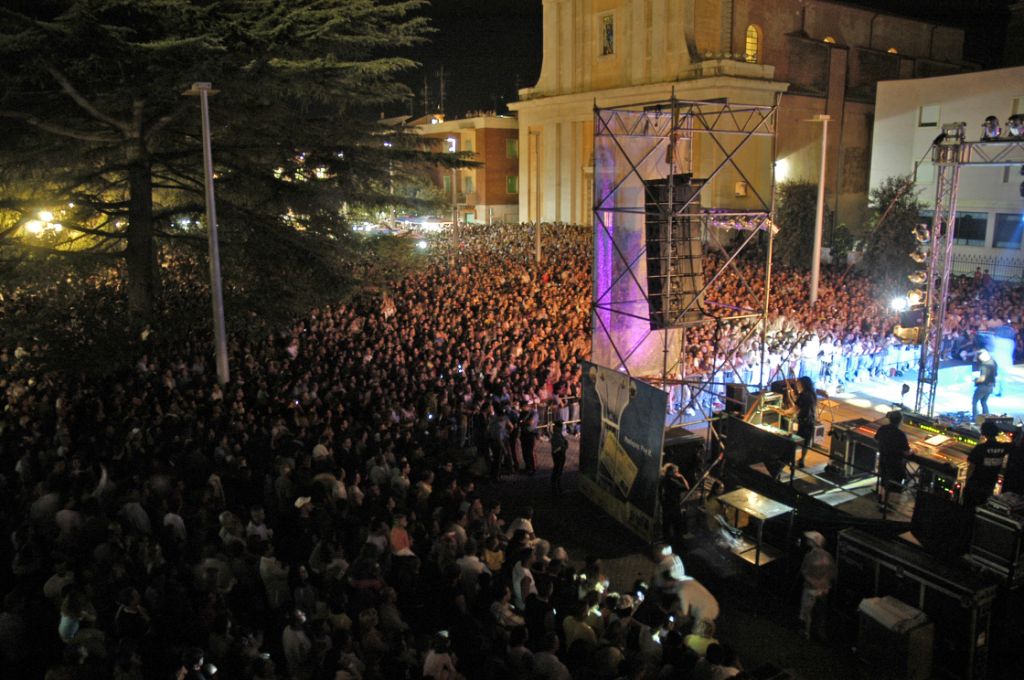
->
[858, 175, 923, 288]
[0, 0, 436, 322]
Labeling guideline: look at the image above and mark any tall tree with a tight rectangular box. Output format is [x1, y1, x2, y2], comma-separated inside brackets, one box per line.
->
[772, 181, 828, 270]
[858, 175, 923, 289]
[0, 0, 443, 322]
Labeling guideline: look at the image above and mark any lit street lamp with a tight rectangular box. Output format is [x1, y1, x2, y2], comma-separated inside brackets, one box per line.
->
[184, 82, 230, 387]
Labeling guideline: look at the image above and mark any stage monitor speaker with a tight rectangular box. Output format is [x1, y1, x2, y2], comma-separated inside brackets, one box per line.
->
[644, 174, 704, 329]
[724, 383, 750, 414]
[663, 426, 705, 488]
[911, 491, 972, 562]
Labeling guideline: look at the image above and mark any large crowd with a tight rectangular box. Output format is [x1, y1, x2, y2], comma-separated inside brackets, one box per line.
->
[0, 222, 1020, 680]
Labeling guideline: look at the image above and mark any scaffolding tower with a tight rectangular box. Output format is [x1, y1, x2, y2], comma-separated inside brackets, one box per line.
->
[915, 130, 1024, 416]
[592, 95, 779, 433]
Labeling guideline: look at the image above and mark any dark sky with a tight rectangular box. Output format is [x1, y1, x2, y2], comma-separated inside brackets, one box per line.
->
[399, 0, 1012, 119]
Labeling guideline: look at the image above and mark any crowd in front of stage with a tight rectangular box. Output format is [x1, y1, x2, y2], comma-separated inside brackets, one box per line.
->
[0, 221, 1020, 679]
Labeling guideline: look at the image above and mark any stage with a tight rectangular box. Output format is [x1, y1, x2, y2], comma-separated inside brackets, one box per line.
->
[830, 361, 1024, 425]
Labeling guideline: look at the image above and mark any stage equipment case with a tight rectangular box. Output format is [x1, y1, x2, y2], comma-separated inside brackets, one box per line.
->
[837, 529, 997, 680]
[857, 596, 934, 680]
[966, 502, 1024, 588]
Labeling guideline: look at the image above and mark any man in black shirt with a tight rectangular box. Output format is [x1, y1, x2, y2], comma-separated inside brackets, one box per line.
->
[874, 411, 911, 510]
[794, 377, 818, 468]
[963, 421, 1010, 509]
[972, 350, 997, 419]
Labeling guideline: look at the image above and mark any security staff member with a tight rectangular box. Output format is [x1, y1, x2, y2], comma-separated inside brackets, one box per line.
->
[963, 421, 1011, 509]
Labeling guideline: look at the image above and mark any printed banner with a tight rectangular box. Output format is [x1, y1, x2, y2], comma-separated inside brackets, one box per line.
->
[579, 362, 668, 540]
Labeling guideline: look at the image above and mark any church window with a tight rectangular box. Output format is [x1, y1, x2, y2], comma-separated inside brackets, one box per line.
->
[601, 15, 615, 56]
[744, 25, 761, 63]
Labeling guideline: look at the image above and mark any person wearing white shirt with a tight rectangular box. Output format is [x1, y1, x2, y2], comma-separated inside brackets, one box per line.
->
[511, 548, 537, 610]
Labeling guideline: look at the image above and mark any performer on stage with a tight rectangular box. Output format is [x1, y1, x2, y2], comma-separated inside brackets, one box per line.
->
[963, 421, 1011, 509]
[874, 411, 911, 510]
[793, 376, 817, 468]
[971, 350, 997, 419]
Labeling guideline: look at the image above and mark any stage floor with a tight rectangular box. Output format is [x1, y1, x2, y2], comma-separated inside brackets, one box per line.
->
[830, 361, 1024, 424]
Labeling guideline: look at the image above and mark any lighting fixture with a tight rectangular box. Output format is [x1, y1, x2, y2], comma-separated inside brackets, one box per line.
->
[890, 297, 909, 312]
[910, 250, 928, 264]
[981, 115, 1002, 141]
[914, 224, 930, 243]
[907, 289, 926, 306]
[908, 271, 927, 285]
[1007, 114, 1024, 140]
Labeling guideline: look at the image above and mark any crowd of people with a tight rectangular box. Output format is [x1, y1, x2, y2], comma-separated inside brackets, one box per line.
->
[0, 221, 1020, 680]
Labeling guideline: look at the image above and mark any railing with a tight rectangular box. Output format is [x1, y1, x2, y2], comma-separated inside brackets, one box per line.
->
[950, 252, 1024, 282]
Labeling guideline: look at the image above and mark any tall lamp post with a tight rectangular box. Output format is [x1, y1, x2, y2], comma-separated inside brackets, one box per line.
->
[184, 82, 230, 386]
[809, 114, 830, 306]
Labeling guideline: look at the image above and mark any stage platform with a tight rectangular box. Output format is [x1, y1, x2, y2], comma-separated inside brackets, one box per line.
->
[829, 361, 1024, 425]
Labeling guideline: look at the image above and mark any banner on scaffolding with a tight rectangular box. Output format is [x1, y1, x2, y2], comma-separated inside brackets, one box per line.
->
[579, 362, 668, 541]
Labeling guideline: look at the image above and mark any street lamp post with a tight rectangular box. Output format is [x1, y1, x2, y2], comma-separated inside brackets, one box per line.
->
[809, 114, 830, 306]
[185, 82, 230, 386]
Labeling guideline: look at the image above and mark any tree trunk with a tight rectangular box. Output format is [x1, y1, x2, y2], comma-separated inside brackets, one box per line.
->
[125, 150, 159, 324]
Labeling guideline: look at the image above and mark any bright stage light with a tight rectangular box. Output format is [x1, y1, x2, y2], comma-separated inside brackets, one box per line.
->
[890, 296, 909, 312]
[25, 220, 43, 234]
[416, 240, 428, 250]
[907, 289, 925, 306]
[38, 210, 54, 222]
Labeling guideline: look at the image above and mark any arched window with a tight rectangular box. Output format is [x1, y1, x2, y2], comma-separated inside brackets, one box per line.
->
[744, 25, 761, 63]
[823, 35, 837, 44]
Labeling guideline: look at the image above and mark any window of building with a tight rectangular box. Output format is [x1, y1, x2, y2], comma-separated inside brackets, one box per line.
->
[443, 175, 451, 194]
[1013, 97, 1024, 116]
[918, 104, 940, 128]
[445, 136, 457, 153]
[464, 212, 475, 223]
[994, 213, 1024, 249]
[953, 211, 988, 247]
[464, 138, 473, 152]
[507, 175, 519, 194]
[823, 36, 837, 44]
[744, 25, 761, 63]
[601, 15, 615, 56]
[506, 138, 519, 159]
[887, 47, 899, 54]
[464, 176, 474, 193]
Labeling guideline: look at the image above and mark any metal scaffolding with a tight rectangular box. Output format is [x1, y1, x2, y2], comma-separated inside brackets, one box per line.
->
[915, 134, 1024, 415]
[592, 95, 779, 433]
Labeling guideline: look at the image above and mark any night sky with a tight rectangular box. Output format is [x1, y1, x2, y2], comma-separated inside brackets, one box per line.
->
[398, 0, 1013, 120]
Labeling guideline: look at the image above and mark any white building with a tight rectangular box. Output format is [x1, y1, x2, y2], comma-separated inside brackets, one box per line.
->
[869, 66, 1024, 280]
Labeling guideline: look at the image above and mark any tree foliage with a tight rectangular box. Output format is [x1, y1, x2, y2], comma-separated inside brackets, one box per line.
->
[857, 175, 923, 289]
[773, 181, 829, 270]
[0, 0, 452, 324]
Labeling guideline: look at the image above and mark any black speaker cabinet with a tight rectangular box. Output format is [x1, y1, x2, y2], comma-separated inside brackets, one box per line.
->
[967, 505, 1024, 588]
[837, 529, 997, 680]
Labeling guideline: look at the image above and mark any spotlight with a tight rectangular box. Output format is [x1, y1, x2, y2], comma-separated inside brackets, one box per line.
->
[1007, 114, 1024, 140]
[910, 250, 928, 264]
[908, 271, 927, 285]
[914, 224, 931, 243]
[907, 289, 926, 306]
[981, 115, 1002, 141]
[890, 296, 909, 312]
[940, 122, 966, 144]
[416, 240, 428, 250]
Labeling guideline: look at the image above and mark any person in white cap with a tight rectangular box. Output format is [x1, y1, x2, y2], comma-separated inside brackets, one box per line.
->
[799, 531, 835, 640]
[972, 349, 997, 419]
